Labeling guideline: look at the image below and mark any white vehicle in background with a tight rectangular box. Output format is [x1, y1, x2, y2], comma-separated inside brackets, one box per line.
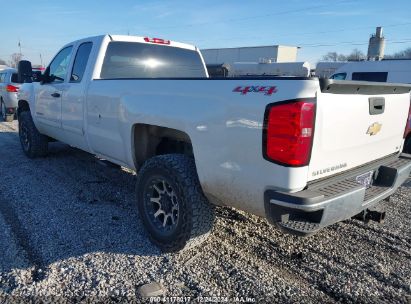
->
[207, 61, 310, 78]
[228, 61, 310, 77]
[16, 34, 411, 252]
[329, 60, 411, 83]
[315, 62, 347, 78]
[0, 68, 20, 122]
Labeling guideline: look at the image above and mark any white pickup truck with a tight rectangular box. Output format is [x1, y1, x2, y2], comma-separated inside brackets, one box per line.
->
[16, 35, 411, 252]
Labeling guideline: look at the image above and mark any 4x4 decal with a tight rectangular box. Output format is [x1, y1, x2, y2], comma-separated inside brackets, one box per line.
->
[233, 86, 277, 96]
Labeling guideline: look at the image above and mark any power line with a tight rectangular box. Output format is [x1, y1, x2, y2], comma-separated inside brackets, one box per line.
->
[286, 21, 411, 37]
[189, 21, 411, 46]
[144, 0, 352, 31]
[300, 38, 411, 48]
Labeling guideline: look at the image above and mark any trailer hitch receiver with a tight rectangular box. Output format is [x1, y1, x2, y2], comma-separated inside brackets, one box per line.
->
[353, 209, 386, 224]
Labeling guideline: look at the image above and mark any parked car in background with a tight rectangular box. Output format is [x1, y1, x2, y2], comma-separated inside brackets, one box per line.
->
[0, 68, 19, 122]
[32, 65, 45, 82]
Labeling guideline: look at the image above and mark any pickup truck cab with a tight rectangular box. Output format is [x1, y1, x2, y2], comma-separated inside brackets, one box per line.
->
[17, 35, 411, 251]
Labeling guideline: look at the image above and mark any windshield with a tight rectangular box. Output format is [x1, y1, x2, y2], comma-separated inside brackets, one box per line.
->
[330, 72, 347, 80]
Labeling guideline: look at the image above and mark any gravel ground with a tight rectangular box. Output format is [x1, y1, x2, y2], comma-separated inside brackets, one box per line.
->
[0, 119, 410, 303]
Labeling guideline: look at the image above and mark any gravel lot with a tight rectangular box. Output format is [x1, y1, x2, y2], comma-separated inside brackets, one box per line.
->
[0, 119, 410, 303]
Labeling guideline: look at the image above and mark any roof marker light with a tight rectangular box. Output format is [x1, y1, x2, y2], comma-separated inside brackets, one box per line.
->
[144, 37, 171, 45]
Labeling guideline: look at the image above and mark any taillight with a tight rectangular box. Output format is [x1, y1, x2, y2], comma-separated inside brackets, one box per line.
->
[404, 101, 411, 138]
[6, 85, 19, 93]
[144, 37, 170, 45]
[263, 99, 316, 167]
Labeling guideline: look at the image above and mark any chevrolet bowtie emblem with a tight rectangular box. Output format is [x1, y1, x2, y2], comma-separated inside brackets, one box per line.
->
[367, 122, 382, 136]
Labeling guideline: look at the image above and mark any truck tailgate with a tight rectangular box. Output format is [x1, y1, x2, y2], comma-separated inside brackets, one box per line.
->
[308, 80, 411, 182]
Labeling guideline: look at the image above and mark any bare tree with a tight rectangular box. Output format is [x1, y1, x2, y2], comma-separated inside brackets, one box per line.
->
[9, 53, 23, 68]
[337, 54, 348, 61]
[321, 48, 367, 62]
[322, 52, 338, 61]
[0, 58, 6, 65]
[323, 47, 411, 62]
[346, 48, 366, 61]
[321, 52, 347, 62]
[385, 47, 411, 59]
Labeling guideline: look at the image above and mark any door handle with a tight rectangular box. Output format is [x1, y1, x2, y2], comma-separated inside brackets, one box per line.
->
[51, 92, 61, 98]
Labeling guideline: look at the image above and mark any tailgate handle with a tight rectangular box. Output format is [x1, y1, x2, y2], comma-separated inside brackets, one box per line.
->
[369, 97, 385, 115]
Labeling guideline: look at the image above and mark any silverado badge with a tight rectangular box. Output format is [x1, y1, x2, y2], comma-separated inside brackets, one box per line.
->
[366, 122, 382, 136]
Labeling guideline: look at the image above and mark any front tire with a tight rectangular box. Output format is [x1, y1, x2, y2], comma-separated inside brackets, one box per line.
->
[18, 111, 48, 158]
[136, 154, 215, 252]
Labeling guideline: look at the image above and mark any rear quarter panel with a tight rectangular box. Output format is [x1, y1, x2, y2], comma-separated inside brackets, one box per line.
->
[2, 71, 19, 108]
[86, 78, 319, 216]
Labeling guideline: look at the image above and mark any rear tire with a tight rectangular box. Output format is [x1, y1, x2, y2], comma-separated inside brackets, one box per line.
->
[18, 111, 48, 158]
[136, 154, 215, 252]
[0, 100, 13, 122]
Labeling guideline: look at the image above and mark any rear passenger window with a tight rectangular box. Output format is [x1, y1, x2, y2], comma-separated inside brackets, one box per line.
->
[0, 73, 3, 82]
[100, 41, 206, 79]
[352, 72, 388, 82]
[11, 73, 19, 83]
[70, 42, 93, 82]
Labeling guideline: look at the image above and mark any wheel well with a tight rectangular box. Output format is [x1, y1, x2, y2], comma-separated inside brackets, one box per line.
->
[132, 124, 193, 170]
[17, 100, 30, 117]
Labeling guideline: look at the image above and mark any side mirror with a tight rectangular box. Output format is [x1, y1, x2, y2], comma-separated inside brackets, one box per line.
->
[17, 60, 33, 83]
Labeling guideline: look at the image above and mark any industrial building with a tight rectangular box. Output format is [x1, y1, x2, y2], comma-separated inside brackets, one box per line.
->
[201, 45, 299, 65]
[367, 27, 385, 61]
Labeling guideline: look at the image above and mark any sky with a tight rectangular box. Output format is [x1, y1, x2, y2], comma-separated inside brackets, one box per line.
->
[0, 0, 410, 67]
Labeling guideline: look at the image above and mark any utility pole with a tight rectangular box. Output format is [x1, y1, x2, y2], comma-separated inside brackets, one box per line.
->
[18, 40, 22, 56]
[40, 53, 43, 67]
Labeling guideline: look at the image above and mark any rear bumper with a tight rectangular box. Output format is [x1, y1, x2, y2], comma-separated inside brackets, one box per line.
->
[265, 153, 411, 235]
[2, 93, 18, 108]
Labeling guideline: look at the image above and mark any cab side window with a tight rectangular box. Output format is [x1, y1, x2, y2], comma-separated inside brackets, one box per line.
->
[70, 42, 93, 83]
[330, 73, 347, 80]
[48, 46, 73, 83]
